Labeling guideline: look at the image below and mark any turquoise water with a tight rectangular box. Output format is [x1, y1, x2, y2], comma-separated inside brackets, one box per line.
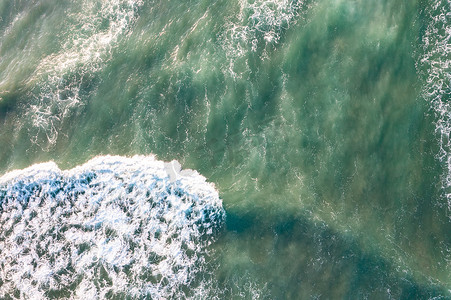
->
[0, 0, 450, 298]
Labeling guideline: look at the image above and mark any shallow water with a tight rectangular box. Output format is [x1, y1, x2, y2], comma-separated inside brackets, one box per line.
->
[0, 0, 450, 298]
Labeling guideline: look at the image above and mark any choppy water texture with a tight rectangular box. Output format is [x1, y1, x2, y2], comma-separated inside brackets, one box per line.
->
[0, 0, 450, 298]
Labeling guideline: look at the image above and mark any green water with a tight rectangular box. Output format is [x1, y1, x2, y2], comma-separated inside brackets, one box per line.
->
[1, 0, 450, 298]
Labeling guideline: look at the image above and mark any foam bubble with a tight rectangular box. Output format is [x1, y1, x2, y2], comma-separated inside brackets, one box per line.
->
[0, 155, 225, 299]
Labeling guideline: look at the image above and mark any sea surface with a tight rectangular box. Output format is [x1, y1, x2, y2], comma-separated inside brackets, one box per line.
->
[0, 0, 450, 298]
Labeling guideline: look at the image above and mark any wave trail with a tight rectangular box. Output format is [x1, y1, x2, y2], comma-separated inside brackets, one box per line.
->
[27, 0, 143, 145]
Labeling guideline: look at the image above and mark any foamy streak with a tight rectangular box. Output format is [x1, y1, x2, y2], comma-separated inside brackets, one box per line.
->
[419, 0, 451, 206]
[27, 0, 143, 145]
[0, 156, 225, 299]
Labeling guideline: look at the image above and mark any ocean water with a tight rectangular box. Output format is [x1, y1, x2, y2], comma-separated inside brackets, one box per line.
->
[0, 0, 450, 298]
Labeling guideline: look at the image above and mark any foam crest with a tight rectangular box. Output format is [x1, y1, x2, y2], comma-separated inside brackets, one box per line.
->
[0, 156, 225, 299]
[418, 0, 451, 206]
[26, 0, 143, 145]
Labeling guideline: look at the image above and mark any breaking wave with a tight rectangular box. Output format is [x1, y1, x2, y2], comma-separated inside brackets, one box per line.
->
[0, 156, 225, 299]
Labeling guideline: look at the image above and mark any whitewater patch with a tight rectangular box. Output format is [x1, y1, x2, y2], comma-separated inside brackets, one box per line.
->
[418, 0, 451, 207]
[0, 156, 225, 299]
[221, 0, 311, 59]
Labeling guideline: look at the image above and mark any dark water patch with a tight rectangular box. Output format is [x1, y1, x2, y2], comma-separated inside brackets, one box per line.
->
[214, 209, 450, 299]
[0, 91, 19, 120]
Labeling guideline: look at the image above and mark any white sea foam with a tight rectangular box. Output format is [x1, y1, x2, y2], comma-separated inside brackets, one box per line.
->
[0, 156, 225, 299]
[26, 0, 143, 145]
[418, 0, 451, 207]
[221, 0, 310, 59]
